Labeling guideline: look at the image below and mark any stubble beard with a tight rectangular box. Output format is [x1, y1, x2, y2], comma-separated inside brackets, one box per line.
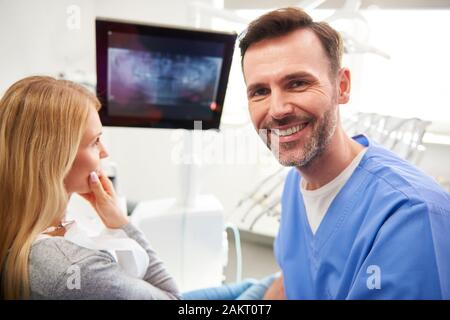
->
[269, 109, 337, 168]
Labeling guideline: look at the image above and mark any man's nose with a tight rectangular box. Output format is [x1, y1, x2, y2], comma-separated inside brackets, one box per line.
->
[268, 89, 295, 120]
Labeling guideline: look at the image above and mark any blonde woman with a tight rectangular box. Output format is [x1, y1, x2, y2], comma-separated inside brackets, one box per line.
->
[0, 76, 180, 300]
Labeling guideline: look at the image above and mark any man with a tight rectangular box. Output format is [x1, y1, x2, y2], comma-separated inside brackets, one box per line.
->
[240, 7, 450, 299]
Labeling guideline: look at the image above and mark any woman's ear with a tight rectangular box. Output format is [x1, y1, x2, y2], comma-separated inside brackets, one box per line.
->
[337, 68, 351, 104]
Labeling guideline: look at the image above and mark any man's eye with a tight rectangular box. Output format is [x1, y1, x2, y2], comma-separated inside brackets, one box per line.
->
[289, 80, 307, 88]
[251, 88, 270, 97]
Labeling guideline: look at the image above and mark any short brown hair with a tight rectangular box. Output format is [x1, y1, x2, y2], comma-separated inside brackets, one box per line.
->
[239, 7, 344, 77]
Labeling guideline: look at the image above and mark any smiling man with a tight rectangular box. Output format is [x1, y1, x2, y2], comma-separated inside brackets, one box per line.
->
[240, 7, 450, 299]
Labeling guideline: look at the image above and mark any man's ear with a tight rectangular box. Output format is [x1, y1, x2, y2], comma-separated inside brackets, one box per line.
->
[337, 68, 351, 104]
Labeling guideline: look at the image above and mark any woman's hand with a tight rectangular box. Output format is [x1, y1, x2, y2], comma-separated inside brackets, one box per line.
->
[79, 171, 129, 229]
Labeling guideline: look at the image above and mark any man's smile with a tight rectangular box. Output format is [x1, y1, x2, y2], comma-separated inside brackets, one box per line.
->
[268, 121, 311, 143]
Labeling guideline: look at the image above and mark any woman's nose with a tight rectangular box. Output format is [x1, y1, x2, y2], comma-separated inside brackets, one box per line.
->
[99, 142, 109, 159]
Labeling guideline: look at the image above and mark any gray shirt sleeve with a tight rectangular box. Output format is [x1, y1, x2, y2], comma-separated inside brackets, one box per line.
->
[29, 222, 181, 300]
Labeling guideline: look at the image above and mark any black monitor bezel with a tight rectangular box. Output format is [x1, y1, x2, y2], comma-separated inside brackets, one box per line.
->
[96, 18, 237, 130]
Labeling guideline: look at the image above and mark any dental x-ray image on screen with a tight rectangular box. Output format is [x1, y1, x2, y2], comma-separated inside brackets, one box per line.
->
[108, 46, 222, 117]
[96, 19, 236, 129]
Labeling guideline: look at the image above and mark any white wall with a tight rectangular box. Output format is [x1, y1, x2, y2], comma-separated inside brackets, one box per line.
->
[0, 0, 93, 93]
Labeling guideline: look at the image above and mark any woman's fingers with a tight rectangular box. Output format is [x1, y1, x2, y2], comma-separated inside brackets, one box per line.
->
[89, 171, 107, 199]
[86, 171, 128, 229]
[98, 173, 115, 196]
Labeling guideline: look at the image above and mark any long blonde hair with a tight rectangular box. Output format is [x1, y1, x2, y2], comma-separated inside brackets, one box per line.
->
[0, 76, 101, 299]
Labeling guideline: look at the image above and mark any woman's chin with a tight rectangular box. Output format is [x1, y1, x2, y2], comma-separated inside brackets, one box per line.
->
[72, 184, 91, 196]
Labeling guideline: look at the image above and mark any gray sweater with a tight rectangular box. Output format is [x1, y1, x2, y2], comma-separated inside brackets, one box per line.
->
[29, 223, 181, 300]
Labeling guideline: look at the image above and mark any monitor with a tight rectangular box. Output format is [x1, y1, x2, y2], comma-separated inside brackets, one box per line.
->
[96, 18, 237, 130]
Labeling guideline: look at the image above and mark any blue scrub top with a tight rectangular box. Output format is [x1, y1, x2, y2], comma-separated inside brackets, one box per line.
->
[274, 135, 450, 299]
